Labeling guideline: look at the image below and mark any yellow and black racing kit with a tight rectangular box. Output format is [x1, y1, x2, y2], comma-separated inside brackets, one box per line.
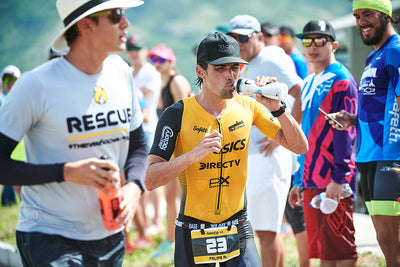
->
[150, 95, 281, 223]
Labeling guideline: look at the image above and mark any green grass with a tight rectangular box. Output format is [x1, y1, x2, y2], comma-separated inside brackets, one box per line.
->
[0, 185, 386, 266]
[0, 199, 19, 246]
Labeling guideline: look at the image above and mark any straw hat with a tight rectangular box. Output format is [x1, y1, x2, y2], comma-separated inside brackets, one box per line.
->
[52, 0, 143, 50]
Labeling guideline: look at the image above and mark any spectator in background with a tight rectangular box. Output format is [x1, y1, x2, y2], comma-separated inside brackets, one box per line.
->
[329, 1, 400, 266]
[278, 24, 311, 267]
[0, 0, 147, 265]
[228, 14, 303, 267]
[124, 35, 162, 253]
[0, 65, 21, 102]
[261, 21, 280, 46]
[1, 65, 22, 206]
[148, 44, 192, 260]
[279, 25, 309, 79]
[288, 19, 358, 266]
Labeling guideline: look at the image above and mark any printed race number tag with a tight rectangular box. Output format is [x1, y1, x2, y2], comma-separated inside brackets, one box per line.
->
[190, 226, 240, 264]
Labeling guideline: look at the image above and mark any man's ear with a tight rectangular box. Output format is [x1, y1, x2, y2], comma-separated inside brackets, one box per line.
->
[196, 65, 206, 78]
[77, 17, 95, 35]
[332, 41, 339, 52]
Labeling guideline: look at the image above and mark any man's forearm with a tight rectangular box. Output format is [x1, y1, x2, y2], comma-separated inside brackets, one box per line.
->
[275, 112, 308, 155]
[145, 153, 194, 191]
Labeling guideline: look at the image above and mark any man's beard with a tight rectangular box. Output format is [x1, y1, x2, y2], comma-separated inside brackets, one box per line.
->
[359, 14, 388, 46]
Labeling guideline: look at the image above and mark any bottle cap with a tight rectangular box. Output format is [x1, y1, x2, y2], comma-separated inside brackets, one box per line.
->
[320, 196, 338, 214]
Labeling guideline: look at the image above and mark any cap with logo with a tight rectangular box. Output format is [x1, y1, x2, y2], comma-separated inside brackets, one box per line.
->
[353, 0, 392, 17]
[52, 0, 144, 51]
[295, 19, 336, 41]
[228, 15, 261, 35]
[196, 32, 248, 65]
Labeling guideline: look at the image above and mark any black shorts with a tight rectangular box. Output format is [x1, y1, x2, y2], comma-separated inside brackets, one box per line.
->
[284, 176, 306, 234]
[16, 231, 125, 267]
[173, 211, 261, 267]
[356, 161, 400, 216]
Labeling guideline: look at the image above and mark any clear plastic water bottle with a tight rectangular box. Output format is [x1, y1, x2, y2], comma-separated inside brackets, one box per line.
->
[309, 183, 354, 214]
[97, 157, 122, 231]
[309, 192, 324, 209]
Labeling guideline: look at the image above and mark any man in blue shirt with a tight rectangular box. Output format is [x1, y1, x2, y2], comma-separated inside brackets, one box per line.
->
[329, 0, 400, 266]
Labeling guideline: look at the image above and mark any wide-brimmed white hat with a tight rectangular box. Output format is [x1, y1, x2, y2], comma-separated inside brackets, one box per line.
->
[52, 0, 143, 51]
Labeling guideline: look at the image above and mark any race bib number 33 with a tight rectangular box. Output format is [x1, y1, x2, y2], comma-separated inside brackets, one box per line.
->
[191, 226, 240, 264]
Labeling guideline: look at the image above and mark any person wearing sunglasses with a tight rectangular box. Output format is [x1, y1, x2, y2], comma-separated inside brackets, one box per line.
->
[227, 14, 304, 267]
[288, 19, 359, 267]
[0, 65, 21, 98]
[278, 25, 310, 80]
[276, 23, 311, 267]
[147, 44, 192, 260]
[0, 0, 149, 266]
[0, 65, 23, 209]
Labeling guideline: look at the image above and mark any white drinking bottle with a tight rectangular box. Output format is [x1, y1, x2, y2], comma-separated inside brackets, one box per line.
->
[236, 78, 288, 101]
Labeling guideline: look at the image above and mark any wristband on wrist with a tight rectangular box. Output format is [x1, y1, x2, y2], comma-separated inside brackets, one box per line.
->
[271, 101, 287, 118]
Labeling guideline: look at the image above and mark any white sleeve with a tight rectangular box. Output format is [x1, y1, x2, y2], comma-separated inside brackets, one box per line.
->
[0, 71, 44, 141]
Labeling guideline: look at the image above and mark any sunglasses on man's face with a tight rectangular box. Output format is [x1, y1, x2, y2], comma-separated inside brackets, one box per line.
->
[2, 76, 17, 85]
[228, 33, 255, 43]
[302, 37, 332, 47]
[279, 34, 292, 43]
[150, 56, 167, 64]
[89, 9, 124, 24]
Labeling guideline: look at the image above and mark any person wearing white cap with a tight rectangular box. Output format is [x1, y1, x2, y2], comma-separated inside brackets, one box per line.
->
[0, 0, 147, 265]
[328, 0, 400, 266]
[0, 65, 22, 208]
[227, 14, 303, 267]
[0, 65, 21, 98]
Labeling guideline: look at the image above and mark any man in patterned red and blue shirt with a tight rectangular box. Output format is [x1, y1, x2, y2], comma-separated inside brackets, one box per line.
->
[288, 19, 359, 266]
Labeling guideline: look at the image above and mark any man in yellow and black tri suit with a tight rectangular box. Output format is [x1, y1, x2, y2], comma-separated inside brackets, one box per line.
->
[145, 32, 308, 267]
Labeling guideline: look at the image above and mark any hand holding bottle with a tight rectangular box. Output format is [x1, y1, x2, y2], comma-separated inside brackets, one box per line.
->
[97, 157, 123, 231]
[236, 78, 288, 101]
[309, 183, 354, 214]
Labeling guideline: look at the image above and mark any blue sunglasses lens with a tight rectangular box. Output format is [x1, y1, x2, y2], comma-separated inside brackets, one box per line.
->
[150, 56, 167, 64]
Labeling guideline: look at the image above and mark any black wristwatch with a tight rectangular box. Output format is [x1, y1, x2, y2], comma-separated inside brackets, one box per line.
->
[271, 101, 287, 118]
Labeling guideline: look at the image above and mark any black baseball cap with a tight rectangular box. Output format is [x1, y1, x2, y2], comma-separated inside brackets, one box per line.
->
[280, 25, 295, 37]
[261, 22, 279, 36]
[196, 32, 248, 65]
[295, 19, 336, 40]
